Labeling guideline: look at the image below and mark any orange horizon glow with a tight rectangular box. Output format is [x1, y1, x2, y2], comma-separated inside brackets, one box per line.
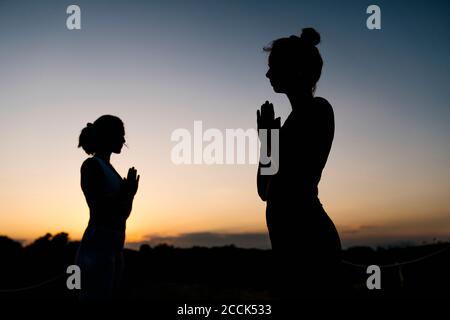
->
[1, 1, 449, 248]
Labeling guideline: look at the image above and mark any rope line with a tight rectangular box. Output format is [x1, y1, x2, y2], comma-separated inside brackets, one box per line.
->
[1, 245, 449, 292]
[0, 272, 66, 293]
[342, 245, 450, 269]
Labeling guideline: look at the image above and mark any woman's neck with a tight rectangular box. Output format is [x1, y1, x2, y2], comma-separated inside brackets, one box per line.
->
[94, 151, 111, 163]
[287, 90, 313, 111]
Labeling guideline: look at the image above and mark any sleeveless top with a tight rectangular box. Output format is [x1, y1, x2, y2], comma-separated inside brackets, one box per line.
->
[93, 156, 122, 196]
[267, 97, 334, 206]
[87, 156, 125, 230]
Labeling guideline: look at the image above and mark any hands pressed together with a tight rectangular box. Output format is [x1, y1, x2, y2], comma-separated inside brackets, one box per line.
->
[122, 167, 140, 198]
[257, 101, 281, 132]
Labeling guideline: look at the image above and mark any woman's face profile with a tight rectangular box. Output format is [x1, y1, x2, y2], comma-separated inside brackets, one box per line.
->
[109, 127, 126, 154]
[112, 136, 125, 154]
[266, 53, 300, 94]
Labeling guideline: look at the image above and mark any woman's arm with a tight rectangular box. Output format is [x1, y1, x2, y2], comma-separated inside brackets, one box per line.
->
[118, 167, 140, 219]
[256, 101, 280, 202]
[81, 158, 116, 213]
[282, 98, 334, 190]
[257, 163, 272, 201]
[81, 159, 139, 221]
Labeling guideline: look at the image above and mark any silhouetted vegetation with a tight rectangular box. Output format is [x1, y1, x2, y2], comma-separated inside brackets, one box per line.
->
[0, 233, 449, 299]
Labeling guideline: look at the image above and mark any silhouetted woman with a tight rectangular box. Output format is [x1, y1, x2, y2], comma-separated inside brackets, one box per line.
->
[257, 28, 341, 297]
[76, 115, 139, 299]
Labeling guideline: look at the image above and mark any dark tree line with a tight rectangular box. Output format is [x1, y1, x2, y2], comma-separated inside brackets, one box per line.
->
[0, 233, 449, 299]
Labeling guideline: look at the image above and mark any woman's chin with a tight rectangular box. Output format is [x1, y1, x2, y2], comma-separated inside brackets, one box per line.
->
[270, 83, 285, 93]
[272, 86, 284, 93]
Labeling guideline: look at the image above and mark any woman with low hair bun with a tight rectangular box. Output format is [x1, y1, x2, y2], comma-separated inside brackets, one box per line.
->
[257, 28, 342, 298]
[78, 122, 96, 155]
[76, 114, 140, 300]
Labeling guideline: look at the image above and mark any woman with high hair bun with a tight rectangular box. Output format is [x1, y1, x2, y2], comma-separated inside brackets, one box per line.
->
[76, 115, 140, 300]
[257, 28, 342, 297]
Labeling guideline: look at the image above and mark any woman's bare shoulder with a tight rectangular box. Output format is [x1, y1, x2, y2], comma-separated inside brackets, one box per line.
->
[314, 96, 333, 109]
[81, 157, 101, 174]
[313, 96, 334, 118]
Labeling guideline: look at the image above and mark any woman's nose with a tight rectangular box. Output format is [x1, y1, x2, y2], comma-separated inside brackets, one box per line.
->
[266, 70, 270, 79]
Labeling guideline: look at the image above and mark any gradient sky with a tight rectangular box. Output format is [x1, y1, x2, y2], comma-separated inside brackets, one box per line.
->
[0, 0, 449, 248]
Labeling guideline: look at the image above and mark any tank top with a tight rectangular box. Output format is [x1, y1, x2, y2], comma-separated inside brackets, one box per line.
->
[93, 156, 122, 196]
[88, 156, 124, 230]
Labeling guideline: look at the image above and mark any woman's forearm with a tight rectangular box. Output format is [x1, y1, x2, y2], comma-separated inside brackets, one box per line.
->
[257, 163, 271, 201]
[118, 193, 134, 219]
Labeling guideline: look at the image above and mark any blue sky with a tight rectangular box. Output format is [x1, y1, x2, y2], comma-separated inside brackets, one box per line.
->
[0, 0, 449, 248]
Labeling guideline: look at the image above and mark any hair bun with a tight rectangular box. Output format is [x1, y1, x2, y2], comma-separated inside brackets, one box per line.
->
[300, 28, 320, 46]
[87, 122, 93, 128]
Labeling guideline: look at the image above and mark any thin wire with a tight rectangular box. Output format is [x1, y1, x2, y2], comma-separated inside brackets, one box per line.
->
[1, 245, 448, 292]
[342, 245, 450, 269]
[0, 272, 66, 293]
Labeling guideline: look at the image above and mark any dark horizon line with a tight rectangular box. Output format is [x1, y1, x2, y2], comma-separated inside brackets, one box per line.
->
[2, 231, 449, 251]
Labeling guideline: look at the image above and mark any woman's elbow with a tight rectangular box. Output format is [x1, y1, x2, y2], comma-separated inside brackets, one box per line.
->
[257, 188, 267, 202]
